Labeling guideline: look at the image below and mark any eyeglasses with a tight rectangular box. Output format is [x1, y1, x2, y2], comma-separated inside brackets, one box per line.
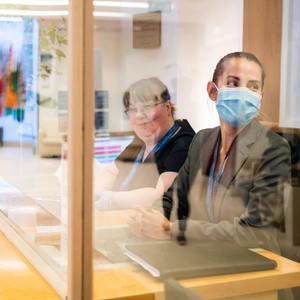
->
[124, 101, 165, 117]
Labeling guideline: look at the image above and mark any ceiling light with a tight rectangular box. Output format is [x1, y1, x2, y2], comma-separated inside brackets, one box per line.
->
[0, 9, 68, 16]
[93, 1, 148, 8]
[0, 16, 22, 21]
[0, 0, 68, 5]
[0, 1, 147, 8]
[93, 11, 129, 17]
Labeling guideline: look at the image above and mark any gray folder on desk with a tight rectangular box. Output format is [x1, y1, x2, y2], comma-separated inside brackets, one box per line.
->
[125, 241, 277, 280]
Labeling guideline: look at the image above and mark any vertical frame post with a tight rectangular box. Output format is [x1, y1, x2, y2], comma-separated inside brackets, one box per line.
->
[68, 0, 94, 299]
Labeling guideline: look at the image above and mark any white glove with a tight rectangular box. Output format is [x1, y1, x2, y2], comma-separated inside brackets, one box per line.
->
[95, 191, 117, 211]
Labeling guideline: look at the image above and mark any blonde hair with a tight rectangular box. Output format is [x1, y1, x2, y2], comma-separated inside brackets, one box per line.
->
[123, 77, 176, 117]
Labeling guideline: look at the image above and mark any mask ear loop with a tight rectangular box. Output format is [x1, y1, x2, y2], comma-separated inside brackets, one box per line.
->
[212, 82, 219, 91]
[246, 88, 265, 122]
[207, 82, 219, 120]
[210, 82, 219, 101]
[256, 99, 268, 122]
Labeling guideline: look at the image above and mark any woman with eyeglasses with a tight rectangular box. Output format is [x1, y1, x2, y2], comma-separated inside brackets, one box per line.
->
[128, 52, 291, 256]
[95, 77, 195, 210]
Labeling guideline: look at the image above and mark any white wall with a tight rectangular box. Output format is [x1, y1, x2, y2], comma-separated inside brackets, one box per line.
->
[94, 29, 123, 132]
[117, 0, 179, 131]
[86, 3, 181, 132]
[38, 0, 243, 134]
[173, 0, 244, 131]
[117, 0, 243, 132]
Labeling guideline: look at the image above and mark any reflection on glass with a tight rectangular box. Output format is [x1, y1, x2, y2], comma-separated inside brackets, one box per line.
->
[0, 17, 39, 148]
[92, 2, 299, 300]
[94, 77, 195, 212]
[0, 10, 68, 299]
[0, 1, 299, 300]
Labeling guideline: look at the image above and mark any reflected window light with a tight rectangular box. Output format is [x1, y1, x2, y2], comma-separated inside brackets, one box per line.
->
[0, 0, 68, 5]
[0, 10, 132, 18]
[93, 11, 130, 18]
[0, 260, 28, 270]
[93, 1, 149, 8]
[0, 9, 68, 16]
[0, 0, 149, 8]
[0, 16, 22, 21]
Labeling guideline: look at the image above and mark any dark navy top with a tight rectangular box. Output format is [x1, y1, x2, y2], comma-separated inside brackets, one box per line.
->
[113, 119, 195, 191]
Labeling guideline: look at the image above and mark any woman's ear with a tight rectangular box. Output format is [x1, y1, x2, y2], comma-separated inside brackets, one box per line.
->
[207, 81, 218, 102]
[165, 100, 172, 115]
[261, 90, 264, 102]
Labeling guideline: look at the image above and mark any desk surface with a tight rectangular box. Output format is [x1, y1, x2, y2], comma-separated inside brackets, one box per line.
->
[1, 178, 300, 300]
[1, 227, 300, 300]
[93, 213, 300, 300]
[92, 248, 300, 300]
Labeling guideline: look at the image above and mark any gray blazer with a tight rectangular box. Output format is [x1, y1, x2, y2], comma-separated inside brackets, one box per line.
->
[162, 119, 291, 253]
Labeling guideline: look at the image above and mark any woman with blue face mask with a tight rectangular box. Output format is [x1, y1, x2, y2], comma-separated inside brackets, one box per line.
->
[128, 52, 291, 257]
[204, 52, 266, 180]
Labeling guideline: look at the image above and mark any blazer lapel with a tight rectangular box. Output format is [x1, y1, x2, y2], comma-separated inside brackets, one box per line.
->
[214, 120, 262, 221]
[200, 128, 220, 176]
[189, 127, 220, 220]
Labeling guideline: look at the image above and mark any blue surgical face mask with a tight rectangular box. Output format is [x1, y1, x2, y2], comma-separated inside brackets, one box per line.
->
[213, 84, 262, 128]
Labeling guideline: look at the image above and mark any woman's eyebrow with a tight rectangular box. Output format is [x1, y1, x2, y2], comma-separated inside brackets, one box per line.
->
[248, 79, 262, 86]
[226, 75, 240, 81]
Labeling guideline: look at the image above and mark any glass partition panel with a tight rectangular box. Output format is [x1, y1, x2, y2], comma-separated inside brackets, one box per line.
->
[280, 0, 300, 264]
[92, 1, 300, 299]
[280, 0, 300, 129]
[1, 0, 299, 299]
[0, 3, 68, 298]
[92, 0, 247, 299]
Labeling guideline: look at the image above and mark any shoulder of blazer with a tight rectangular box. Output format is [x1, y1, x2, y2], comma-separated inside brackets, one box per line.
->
[192, 127, 220, 148]
[195, 127, 219, 141]
[186, 127, 220, 165]
[245, 119, 289, 148]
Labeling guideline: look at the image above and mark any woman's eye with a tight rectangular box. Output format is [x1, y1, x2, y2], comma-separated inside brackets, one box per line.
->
[129, 108, 137, 113]
[143, 104, 153, 110]
[227, 82, 237, 87]
[249, 85, 259, 91]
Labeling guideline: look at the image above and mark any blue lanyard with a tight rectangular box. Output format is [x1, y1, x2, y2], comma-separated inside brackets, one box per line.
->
[120, 122, 179, 191]
[206, 136, 227, 223]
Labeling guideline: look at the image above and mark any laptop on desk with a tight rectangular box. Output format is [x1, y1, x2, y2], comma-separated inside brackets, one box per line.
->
[93, 224, 156, 264]
[124, 241, 277, 280]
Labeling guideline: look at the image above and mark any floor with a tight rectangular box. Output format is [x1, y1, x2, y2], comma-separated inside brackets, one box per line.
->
[0, 232, 61, 300]
[0, 146, 66, 272]
[0, 146, 61, 197]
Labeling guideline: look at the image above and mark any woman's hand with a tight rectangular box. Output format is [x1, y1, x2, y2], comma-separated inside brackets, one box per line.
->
[127, 206, 172, 239]
[126, 210, 144, 237]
